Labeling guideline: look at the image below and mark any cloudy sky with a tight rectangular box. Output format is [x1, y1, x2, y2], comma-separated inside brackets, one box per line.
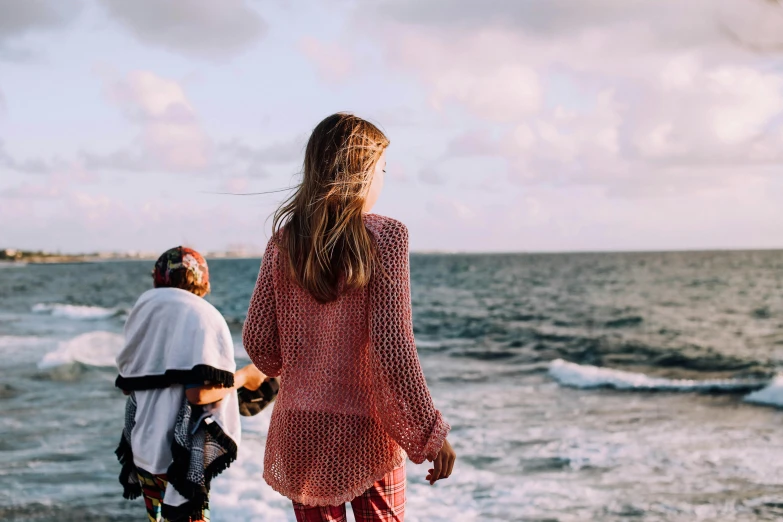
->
[1, 0, 782, 254]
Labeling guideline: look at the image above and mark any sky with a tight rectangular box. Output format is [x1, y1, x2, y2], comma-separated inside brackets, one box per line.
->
[1, 0, 783, 254]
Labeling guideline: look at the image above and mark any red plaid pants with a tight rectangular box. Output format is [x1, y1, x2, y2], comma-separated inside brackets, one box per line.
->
[292, 464, 405, 522]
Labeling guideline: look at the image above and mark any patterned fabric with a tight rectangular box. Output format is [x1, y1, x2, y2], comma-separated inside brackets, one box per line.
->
[292, 464, 405, 522]
[137, 468, 210, 522]
[153, 247, 209, 287]
[243, 213, 450, 507]
[117, 392, 141, 499]
[116, 392, 237, 522]
[168, 397, 237, 496]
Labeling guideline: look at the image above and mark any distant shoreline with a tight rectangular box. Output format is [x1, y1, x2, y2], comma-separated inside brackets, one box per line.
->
[0, 256, 263, 265]
[0, 251, 260, 264]
[2, 248, 782, 265]
[0, 255, 152, 265]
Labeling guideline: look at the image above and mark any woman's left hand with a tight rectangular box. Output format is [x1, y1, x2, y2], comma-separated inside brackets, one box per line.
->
[426, 438, 456, 485]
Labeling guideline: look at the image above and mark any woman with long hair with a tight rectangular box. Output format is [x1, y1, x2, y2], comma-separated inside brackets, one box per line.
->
[243, 113, 455, 521]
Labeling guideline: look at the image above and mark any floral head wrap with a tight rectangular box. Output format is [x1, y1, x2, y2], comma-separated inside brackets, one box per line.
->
[152, 247, 209, 288]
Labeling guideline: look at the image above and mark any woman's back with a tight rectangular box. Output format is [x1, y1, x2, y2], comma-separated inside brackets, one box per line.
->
[243, 213, 449, 507]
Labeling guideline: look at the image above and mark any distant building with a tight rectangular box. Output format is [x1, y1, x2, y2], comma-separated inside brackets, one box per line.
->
[206, 244, 262, 259]
[0, 249, 20, 260]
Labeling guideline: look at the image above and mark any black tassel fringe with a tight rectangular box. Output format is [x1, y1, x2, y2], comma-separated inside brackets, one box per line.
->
[163, 422, 238, 522]
[115, 435, 142, 500]
[115, 364, 234, 391]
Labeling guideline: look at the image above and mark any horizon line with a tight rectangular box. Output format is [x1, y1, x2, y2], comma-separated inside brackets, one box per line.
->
[3, 245, 783, 260]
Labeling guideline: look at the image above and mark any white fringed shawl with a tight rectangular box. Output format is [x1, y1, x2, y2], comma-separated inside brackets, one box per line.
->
[115, 288, 241, 521]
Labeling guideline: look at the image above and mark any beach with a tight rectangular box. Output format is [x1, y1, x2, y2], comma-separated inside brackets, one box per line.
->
[1, 251, 783, 521]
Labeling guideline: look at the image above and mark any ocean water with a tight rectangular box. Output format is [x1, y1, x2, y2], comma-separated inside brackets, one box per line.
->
[1, 251, 783, 521]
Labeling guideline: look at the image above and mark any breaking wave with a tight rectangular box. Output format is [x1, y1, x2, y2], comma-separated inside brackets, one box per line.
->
[38, 331, 124, 370]
[32, 303, 120, 320]
[549, 359, 768, 393]
[745, 375, 783, 408]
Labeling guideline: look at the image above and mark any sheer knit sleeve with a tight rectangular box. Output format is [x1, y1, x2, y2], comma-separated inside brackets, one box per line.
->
[368, 219, 450, 464]
[243, 237, 282, 377]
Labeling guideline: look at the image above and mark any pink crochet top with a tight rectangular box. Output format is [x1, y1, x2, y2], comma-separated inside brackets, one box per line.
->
[243, 213, 450, 506]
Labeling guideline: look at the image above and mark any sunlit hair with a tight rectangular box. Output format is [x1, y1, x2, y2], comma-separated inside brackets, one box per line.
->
[273, 113, 390, 303]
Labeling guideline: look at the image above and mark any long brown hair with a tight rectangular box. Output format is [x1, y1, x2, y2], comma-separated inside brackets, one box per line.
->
[273, 113, 389, 303]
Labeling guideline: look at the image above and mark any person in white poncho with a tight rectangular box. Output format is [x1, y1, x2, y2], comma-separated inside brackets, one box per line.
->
[115, 246, 265, 522]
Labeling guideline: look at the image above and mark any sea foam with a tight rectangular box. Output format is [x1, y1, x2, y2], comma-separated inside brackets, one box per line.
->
[744, 374, 783, 408]
[0, 262, 27, 268]
[549, 359, 767, 393]
[38, 331, 124, 369]
[211, 410, 500, 522]
[32, 303, 119, 320]
[32, 303, 118, 320]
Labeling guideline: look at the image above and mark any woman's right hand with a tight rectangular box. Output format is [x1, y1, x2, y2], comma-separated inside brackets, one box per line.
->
[235, 364, 265, 391]
[425, 438, 456, 485]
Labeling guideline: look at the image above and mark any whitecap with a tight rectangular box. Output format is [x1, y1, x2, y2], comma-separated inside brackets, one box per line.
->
[0, 262, 27, 268]
[38, 331, 124, 369]
[234, 342, 250, 361]
[0, 335, 54, 365]
[32, 303, 118, 320]
[211, 409, 493, 522]
[0, 335, 49, 348]
[744, 374, 783, 408]
[210, 409, 294, 521]
[549, 359, 767, 392]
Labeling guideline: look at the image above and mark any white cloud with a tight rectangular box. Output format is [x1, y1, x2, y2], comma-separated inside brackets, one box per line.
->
[424, 194, 483, 231]
[0, 139, 67, 174]
[629, 63, 783, 164]
[660, 53, 701, 91]
[299, 37, 354, 83]
[71, 191, 114, 222]
[106, 71, 211, 172]
[98, 0, 266, 60]
[115, 71, 195, 121]
[5, 0, 783, 253]
[430, 65, 541, 120]
[635, 123, 682, 159]
[0, 182, 61, 199]
[220, 176, 250, 194]
[0, 165, 98, 201]
[219, 137, 305, 173]
[375, 0, 783, 52]
[0, 0, 81, 60]
[706, 66, 783, 144]
[448, 89, 625, 186]
[0, 181, 276, 253]
[80, 149, 149, 173]
[716, 0, 783, 52]
[343, 1, 783, 194]
[383, 29, 545, 118]
[88, 72, 306, 177]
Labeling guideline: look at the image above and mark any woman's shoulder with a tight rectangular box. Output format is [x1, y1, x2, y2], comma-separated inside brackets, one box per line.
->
[263, 231, 283, 257]
[364, 213, 408, 242]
